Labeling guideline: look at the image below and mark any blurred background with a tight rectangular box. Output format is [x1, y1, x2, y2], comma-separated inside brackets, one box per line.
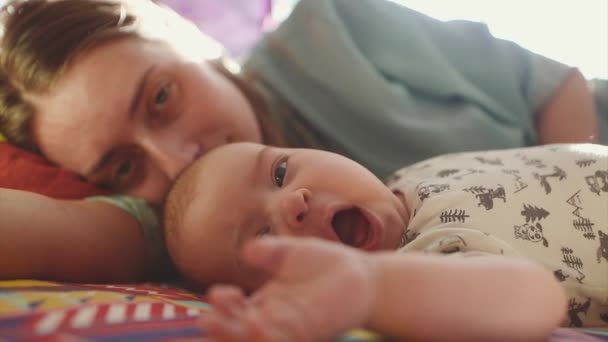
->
[158, 0, 607, 79]
[0, 0, 605, 78]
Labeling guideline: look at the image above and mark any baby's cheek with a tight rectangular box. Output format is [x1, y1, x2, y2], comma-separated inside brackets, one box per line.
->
[166, 234, 207, 282]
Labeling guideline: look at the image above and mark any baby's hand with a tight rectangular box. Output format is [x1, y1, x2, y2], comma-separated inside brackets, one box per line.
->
[199, 237, 378, 342]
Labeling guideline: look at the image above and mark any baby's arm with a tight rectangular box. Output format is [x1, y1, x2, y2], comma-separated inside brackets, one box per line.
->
[368, 251, 565, 341]
[536, 68, 599, 144]
[0, 188, 148, 282]
[201, 237, 566, 342]
[201, 237, 376, 341]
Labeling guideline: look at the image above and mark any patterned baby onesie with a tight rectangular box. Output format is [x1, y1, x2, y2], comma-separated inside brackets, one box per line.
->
[386, 144, 608, 327]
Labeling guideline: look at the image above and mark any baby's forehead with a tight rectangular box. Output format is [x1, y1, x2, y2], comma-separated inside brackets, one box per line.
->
[179, 142, 268, 232]
[181, 169, 244, 231]
[190, 143, 264, 196]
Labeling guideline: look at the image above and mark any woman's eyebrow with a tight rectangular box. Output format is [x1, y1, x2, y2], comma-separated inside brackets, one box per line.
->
[128, 65, 156, 119]
[85, 66, 155, 175]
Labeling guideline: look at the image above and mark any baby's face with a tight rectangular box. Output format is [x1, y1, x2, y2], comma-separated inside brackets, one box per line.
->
[172, 143, 408, 290]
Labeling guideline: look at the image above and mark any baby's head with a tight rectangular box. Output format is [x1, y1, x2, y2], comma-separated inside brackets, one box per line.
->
[164, 142, 409, 291]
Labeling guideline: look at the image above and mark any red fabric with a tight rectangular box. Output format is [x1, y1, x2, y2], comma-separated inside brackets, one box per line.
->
[0, 142, 108, 199]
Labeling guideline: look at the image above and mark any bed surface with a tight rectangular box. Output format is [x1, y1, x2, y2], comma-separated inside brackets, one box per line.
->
[0, 280, 383, 341]
[1, 280, 606, 341]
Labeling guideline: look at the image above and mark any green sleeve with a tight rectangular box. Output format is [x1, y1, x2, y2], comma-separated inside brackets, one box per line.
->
[86, 195, 166, 268]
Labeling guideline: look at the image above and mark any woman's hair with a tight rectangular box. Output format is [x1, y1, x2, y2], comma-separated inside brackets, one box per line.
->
[0, 0, 283, 153]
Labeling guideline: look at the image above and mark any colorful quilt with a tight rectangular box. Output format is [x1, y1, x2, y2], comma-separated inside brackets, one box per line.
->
[1, 281, 607, 341]
[1, 282, 608, 341]
[0, 280, 382, 341]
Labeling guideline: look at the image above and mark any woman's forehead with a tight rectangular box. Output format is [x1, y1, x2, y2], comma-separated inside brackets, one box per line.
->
[31, 39, 173, 172]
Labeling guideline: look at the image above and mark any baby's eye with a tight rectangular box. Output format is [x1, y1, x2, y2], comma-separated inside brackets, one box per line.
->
[256, 226, 272, 239]
[274, 159, 288, 187]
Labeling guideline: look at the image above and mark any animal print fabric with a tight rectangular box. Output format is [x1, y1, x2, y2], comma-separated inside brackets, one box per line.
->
[387, 144, 608, 327]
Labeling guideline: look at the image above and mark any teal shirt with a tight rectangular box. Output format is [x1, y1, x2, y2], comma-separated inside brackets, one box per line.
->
[243, 0, 576, 178]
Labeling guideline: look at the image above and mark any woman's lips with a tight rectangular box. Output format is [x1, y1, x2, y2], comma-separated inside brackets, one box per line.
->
[327, 206, 384, 251]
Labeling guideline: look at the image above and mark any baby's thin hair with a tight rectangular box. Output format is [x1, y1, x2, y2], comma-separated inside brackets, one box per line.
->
[163, 158, 206, 241]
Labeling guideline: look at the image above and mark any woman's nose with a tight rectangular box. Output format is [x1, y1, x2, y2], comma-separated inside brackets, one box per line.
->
[278, 188, 312, 231]
[140, 137, 200, 180]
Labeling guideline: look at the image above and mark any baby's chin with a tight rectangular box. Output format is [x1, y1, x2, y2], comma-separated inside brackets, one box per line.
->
[383, 220, 408, 250]
[377, 211, 409, 250]
[388, 192, 409, 248]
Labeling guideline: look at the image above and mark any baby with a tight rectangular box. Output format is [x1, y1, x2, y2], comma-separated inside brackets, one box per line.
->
[164, 142, 607, 341]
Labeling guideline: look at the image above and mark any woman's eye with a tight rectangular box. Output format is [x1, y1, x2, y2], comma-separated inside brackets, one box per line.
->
[256, 226, 272, 239]
[154, 85, 170, 107]
[117, 160, 132, 176]
[91, 147, 144, 192]
[274, 159, 288, 187]
[112, 158, 137, 189]
[148, 82, 180, 127]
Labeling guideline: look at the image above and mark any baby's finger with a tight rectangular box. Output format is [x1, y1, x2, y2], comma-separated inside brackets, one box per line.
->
[199, 314, 246, 342]
[242, 238, 290, 275]
[207, 285, 247, 318]
[244, 309, 292, 342]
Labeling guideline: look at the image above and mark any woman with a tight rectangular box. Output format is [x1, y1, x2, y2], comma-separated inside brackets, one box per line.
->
[0, 0, 601, 283]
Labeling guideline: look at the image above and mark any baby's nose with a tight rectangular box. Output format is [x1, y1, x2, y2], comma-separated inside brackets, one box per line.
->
[279, 188, 312, 230]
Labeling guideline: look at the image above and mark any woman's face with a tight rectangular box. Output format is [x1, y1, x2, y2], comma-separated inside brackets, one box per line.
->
[28, 38, 262, 204]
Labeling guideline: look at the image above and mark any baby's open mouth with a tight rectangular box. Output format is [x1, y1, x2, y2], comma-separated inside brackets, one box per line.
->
[331, 207, 372, 248]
